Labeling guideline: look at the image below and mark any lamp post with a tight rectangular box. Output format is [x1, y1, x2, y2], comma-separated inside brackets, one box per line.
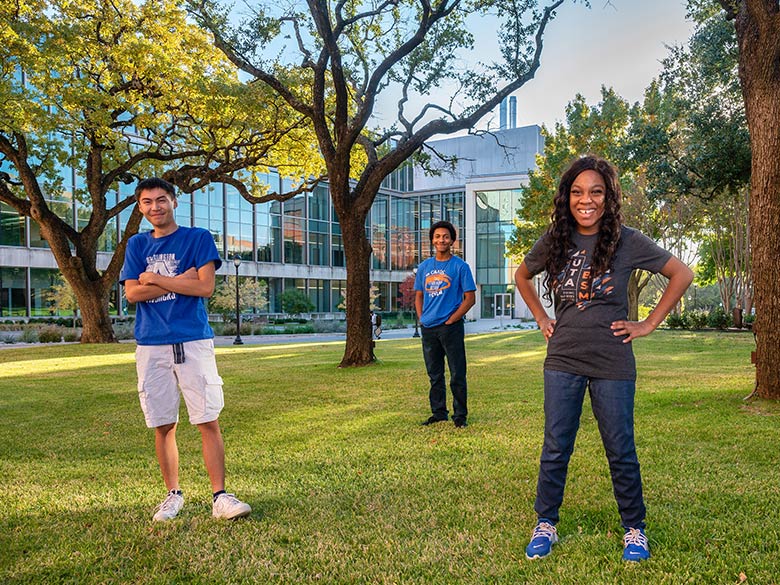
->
[233, 256, 243, 345]
[412, 268, 420, 338]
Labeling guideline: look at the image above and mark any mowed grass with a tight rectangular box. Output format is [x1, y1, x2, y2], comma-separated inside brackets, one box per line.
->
[1, 330, 778, 584]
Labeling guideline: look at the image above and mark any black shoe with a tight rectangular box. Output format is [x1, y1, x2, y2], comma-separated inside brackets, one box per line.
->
[453, 418, 468, 428]
[422, 415, 447, 426]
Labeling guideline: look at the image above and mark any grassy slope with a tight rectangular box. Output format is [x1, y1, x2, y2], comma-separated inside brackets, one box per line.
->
[0, 331, 777, 584]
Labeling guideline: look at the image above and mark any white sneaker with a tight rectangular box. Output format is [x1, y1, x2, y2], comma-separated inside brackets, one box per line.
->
[212, 493, 251, 519]
[153, 491, 184, 522]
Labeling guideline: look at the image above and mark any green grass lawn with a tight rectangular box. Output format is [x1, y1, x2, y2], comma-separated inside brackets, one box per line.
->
[1, 330, 778, 584]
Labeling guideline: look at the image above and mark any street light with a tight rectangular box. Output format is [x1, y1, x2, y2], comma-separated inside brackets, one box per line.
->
[412, 268, 420, 338]
[233, 256, 243, 345]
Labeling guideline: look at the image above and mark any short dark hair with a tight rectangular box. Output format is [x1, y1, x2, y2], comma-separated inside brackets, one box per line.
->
[429, 220, 457, 242]
[135, 177, 176, 200]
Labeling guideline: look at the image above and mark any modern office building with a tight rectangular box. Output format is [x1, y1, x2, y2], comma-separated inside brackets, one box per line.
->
[0, 121, 543, 320]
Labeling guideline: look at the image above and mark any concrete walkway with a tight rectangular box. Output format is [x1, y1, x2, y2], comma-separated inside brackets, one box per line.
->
[0, 318, 537, 350]
[213, 318, 537, 347]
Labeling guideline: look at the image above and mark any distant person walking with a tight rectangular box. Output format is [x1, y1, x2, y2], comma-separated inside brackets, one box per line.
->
[414, 220, 476, 428]
[120, 177, 251, 522]
[371, 310, 382, 339]
[515, 155, 692, 561]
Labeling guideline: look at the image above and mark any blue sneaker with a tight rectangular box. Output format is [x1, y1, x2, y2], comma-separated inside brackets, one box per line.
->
[622, 528, 650, 561]
[525, 520, 558, 559]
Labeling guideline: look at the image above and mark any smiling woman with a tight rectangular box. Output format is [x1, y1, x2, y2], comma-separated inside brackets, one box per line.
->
[514, 154, 694, 562]
[568, 170, 606, 235]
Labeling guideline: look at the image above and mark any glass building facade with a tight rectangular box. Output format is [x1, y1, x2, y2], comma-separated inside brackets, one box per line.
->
[475, 188, 524, 318]
[1, 126, 542, 320]
[0, 171, 472, 318]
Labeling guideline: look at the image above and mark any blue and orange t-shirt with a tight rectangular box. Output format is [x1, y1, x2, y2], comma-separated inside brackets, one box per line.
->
[414, 255, 476, 327]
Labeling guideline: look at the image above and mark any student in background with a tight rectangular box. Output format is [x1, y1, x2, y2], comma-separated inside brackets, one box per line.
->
[414, 220, 476, 429]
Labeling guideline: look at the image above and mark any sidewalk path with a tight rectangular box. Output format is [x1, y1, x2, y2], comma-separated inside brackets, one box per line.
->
[212, 318, 537, 347]
[0, 318, 537, 350]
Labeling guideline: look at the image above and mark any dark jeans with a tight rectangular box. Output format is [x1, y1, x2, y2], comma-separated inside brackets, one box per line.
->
[421, 319, 467, 421]
[535, 369, 646, 529]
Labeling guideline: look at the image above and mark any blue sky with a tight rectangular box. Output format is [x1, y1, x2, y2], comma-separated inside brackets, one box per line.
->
[497, 0, 695, 129]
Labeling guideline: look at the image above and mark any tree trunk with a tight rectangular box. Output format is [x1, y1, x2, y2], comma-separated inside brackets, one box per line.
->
[73, 282, 117, 343]
[36, 213, 120, 344]
[627, 271, 641, 322]
[731, 2, 780, 398]
[338, 211, 375, 367]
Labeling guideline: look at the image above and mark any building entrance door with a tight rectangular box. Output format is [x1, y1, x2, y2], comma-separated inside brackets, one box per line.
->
[494, 293, 512, 320]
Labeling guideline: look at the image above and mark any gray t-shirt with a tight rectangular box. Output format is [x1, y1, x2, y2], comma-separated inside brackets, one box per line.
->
[524, 225, 672, 380]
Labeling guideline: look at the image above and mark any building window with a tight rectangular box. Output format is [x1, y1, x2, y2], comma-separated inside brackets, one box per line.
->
[0, 203, 25, 247]
[0, 267, 27, 317]
[283, 195, 306, 264]
[226, 185, 253, 260]
[371, 195, 389, 269]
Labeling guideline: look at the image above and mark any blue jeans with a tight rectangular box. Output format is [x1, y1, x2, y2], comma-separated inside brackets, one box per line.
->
[421, 320, 467, 420]
[535, 370, 646, 529]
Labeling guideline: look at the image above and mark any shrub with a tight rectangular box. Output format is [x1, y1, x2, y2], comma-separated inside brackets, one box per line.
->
[20, 328, 39, 343]
[665, 312, 688, 329]
[684, 310, 709, 330]
[279, 289, 315, 316]
[707, 307, 732, 330]
[38, 325, 64, 343]
[113, 322, 135, 340]
[283, 324, 315, 334]
[62, 330, 80, 342]
[743, 312, 755, 328]
[0, 331, 20, 343]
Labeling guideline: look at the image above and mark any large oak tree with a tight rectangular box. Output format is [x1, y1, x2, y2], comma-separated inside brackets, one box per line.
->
[715, 0, 780, 398]
[0, 0, 324, 342]
[193, 0, 583, 366]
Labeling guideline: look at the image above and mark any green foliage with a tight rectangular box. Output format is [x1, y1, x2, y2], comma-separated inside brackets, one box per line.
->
[62, 330, 79, 342]
[665, 312, 689, 329]
[0, 0, 325, 342]
[706, 307, 732, 330]
[506, 85, 697, 260]
[684, 309, 710, 330]
[42, 278, 77, 316]
[210, 276, 268, 322]
[282, 323, 315, 334]
[279, 289, 315, 317]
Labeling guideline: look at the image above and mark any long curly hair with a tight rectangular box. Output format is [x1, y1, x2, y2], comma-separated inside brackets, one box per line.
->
[542, 155, 624, 302]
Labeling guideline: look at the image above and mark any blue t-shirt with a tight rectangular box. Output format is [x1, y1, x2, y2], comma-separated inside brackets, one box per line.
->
[119, 226, 222, 345]
[414, 255, 476, 327]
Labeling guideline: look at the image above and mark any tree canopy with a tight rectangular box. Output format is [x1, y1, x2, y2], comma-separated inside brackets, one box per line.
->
[192, 0, 585, 365]
[0, 0, 324, 341]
